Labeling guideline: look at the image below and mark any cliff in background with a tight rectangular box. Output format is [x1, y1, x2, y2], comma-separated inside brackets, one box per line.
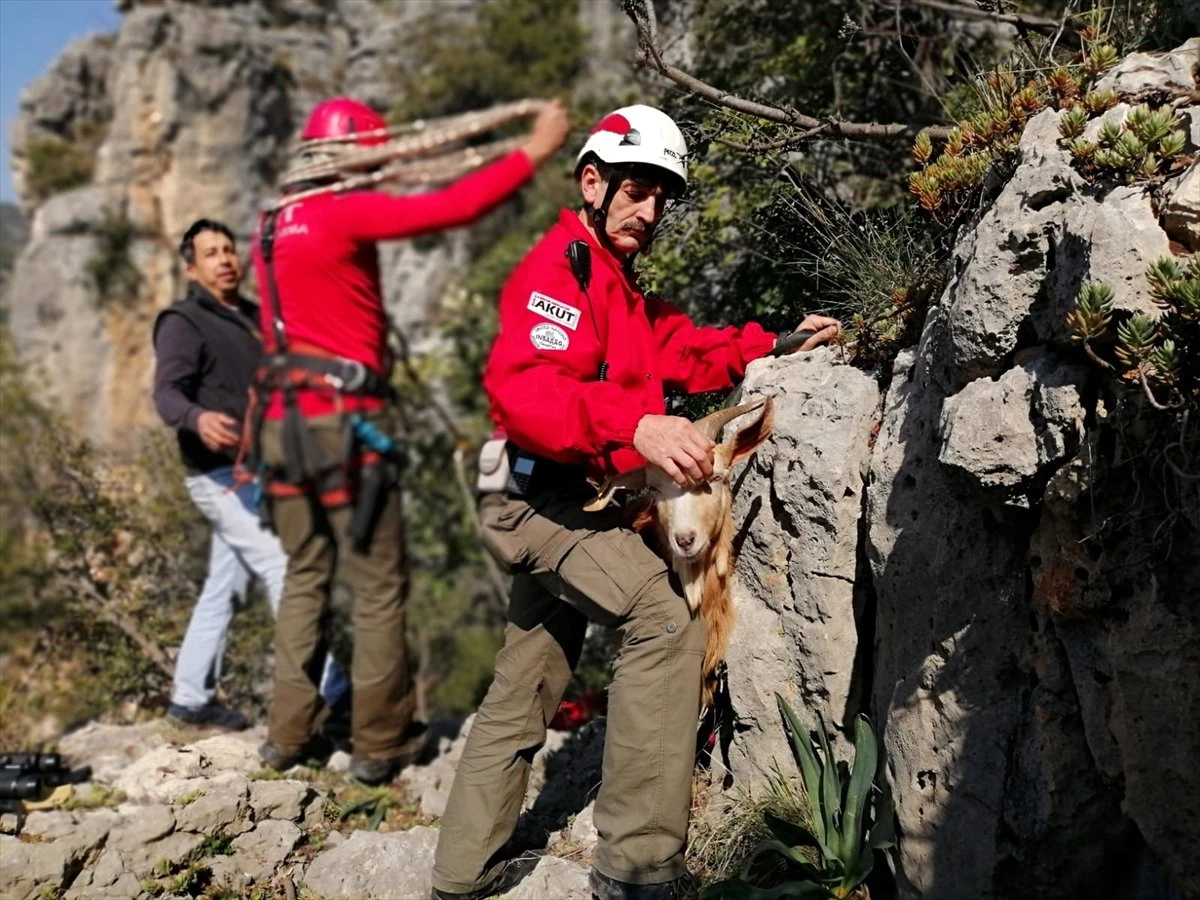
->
[2, 3, 1198, 899]
[3, 0, 631, 449]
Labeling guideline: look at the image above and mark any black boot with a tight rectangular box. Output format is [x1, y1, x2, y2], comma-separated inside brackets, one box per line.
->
[589, 869, 697, 900]
[430, 855, 540, 900]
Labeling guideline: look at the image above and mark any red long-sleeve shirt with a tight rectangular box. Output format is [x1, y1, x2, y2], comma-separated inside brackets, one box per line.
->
[252, 149, 535, 418]
[485, 209, 778, 476]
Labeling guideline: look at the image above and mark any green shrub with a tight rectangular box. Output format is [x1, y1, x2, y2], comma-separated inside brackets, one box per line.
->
[86, 215, 141, 307]
[23, 137, 95, 203]
[701, 696, 894, 900]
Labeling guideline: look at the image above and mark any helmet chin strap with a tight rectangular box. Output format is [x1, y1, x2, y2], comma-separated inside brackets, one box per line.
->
[586, 165, 659, 266]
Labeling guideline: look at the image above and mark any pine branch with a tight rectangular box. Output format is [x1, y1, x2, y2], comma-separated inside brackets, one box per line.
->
[623, 0, 953, 142]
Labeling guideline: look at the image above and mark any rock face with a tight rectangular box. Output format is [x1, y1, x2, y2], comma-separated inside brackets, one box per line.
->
[857, 43, 1200, 900]
[720, 350, 881, 781]
[709, 40, 1199, 900]
[3, 717, 593, 900]
[5, 0, 633, 449]
[6, 13, 1200, 900]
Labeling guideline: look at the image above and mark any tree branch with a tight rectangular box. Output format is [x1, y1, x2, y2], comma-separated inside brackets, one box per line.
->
[1138, 367, 1184, 411]
[623, 0, 952, 142]
[883, 0, 1065, 34]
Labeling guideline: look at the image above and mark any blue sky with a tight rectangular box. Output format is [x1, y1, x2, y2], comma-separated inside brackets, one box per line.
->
[0, 0, 121, 203]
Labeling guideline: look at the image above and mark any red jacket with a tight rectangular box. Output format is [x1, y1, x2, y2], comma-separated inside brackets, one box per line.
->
[484, 209, 778, 476]
[252, 150, 535, 418]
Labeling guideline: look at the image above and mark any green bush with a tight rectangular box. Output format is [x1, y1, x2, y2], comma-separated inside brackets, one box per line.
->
[87, 215, 141, 307]
[701, 696, 894, 900]
[23, 137, 95, 203]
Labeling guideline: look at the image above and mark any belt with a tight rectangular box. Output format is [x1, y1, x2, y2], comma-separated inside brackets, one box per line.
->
[259, 353, 394, 398]
[504, 443, 589, 498]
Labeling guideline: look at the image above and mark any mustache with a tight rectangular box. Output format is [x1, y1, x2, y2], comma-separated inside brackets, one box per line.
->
[618, 219, 651, 235]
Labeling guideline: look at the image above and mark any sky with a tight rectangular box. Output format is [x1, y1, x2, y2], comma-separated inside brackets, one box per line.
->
[0, 0, 121, 204]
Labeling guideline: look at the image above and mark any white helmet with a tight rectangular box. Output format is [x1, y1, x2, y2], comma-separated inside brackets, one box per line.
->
[574, 105, 688, 197]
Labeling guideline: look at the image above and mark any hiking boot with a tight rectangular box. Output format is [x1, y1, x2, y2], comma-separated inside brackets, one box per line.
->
[589, 869, 698, 900]
[166, 702, 248, 731]
[430, 855, 540, 899]
[258, 741, 306, 772]
[350, 722, 429, 784]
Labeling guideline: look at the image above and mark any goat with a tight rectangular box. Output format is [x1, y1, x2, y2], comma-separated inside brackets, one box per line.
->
[584, 397, 774, 704]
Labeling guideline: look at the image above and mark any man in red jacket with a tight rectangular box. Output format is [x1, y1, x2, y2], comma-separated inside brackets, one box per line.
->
[252, 97, 569, 784]
[431, 106, 839, 900]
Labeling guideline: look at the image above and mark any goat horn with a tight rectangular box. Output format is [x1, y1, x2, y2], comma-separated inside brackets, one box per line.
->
[583, 468, 647, 512]
[693, 396, 768, 441]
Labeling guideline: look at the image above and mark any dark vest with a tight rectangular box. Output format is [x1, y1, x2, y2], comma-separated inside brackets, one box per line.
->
[153, 284, 263, 473]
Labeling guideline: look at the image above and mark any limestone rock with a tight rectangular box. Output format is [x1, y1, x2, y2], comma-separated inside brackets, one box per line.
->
[226, 819, 303, 883]
[0, 810, 114, 899]
[939, 108, 1082, 386]
[937, 354, 1087, 500]
[172, 774, 250, 834]
[122, 830, 206, 877]
[568, 802, 598, 853]
[59, 721, 169, 784]
[721, 349, 881, 781]
[113, 745, 209, 801]
[108, 803, 175, 849]
[249, 779, 312, 822]
[400, 716, 473, 818]
[1161, 162, 1200, 251]
[867, 317, 1031, 899]
[0, 834, 77, 900]
[1093, 37, 1200, 98]
[303, 826, 439, 899]
[501, 856, 591, 900]
[185, 729, 268, 775]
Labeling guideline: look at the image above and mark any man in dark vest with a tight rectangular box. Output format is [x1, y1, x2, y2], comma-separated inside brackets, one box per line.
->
[153, 218, 347, 729]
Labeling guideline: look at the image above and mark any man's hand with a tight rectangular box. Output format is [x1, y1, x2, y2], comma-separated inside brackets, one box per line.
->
[196, 411, 241, 453]
[523, 99, 571, 167]
[787, 315, 842, 352]
[633, 415, 716, 487]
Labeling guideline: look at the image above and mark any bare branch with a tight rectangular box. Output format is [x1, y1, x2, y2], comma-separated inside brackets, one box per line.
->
[1082, 340, 1115, 371]
[1138, 367, 1185, 411]
[623, 0, 952, 142]
[884, 0, 1065, 34]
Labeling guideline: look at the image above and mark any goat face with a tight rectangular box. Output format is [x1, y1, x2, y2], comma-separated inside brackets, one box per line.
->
[646, 471, 732, 561]
[585, 396, 775, 597]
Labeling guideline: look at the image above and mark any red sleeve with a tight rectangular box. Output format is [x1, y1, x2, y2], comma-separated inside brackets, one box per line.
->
[329, 150, 535, 242]
[646, 295, 778, 392]
[485, 261, 649, 462]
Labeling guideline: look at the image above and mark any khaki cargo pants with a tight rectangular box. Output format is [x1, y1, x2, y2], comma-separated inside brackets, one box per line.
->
[259, 415, 416, 758]
[432, 485, 706, 892]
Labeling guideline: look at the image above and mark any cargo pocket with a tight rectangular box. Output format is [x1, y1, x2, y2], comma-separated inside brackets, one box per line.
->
[478, 494, 532, 571]
[553, 530, 670, 626]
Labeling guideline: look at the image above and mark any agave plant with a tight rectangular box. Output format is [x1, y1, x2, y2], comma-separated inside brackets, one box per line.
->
[701, 697, 895, 900]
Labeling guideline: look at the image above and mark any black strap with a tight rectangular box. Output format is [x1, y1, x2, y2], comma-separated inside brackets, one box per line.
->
[564, 240, 609, 382]
[258, 209, 289, 357]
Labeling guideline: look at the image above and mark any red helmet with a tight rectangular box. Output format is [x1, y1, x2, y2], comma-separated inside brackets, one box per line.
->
[301, 98, 388, 146]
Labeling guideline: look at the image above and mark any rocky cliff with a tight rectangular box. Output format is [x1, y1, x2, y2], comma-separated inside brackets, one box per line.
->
[4, 4, 1199, 899]
[719, 40, 1200, 900]
[4, 0, 631, 448]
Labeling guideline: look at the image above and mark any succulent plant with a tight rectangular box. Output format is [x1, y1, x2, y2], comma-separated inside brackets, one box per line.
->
[1097, 120, 1123, 147]
[1158, 130, 1187, 159]
[1066, 281, 1115, 342]
[1059, 107, 1089, 139]
[1116, 313, 1158, 368]
[1083, 91, 1119, 114]
[912, 132, 933, 165]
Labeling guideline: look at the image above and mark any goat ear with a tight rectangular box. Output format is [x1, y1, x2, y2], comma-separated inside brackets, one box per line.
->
[723, 396, 774, 467]
[583, 468, 647, 512]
